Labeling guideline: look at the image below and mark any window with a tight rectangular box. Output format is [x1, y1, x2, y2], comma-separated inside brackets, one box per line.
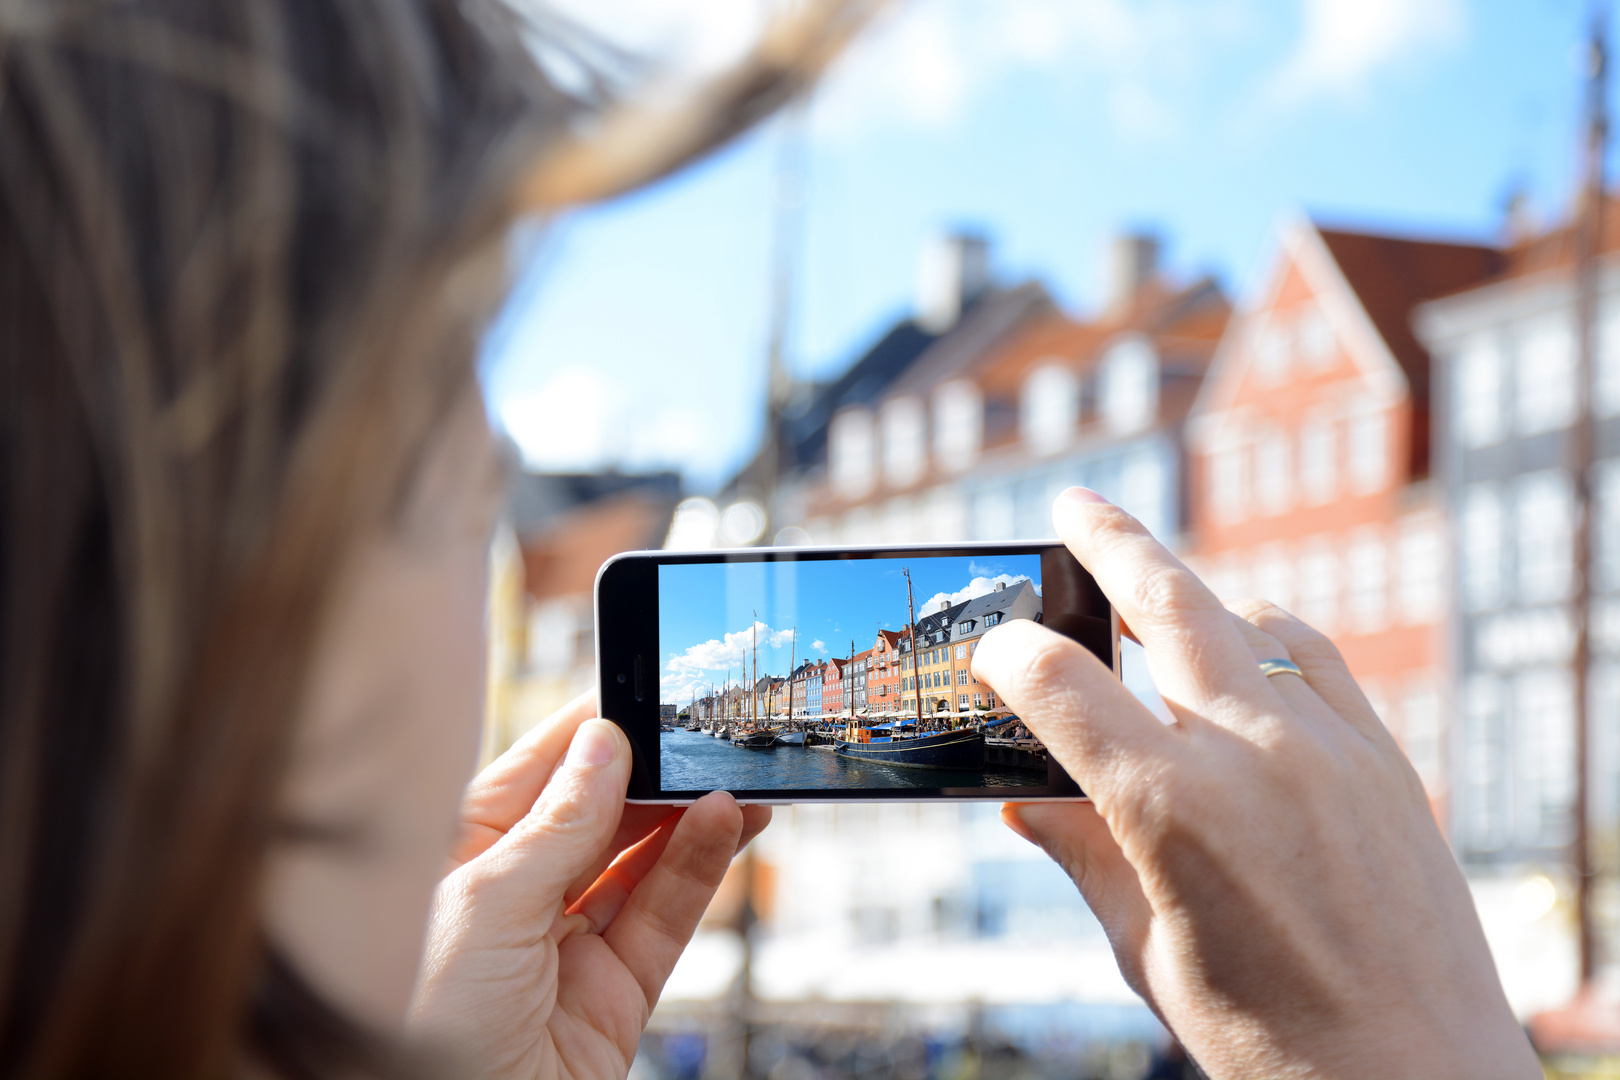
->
[1601, 304, 1620, 418]
[881, 396, 926, 488]
[1601, 463, 1620, 591]
[1516, 318, 1577, 436]
[1460, 676, 1507, 853]
[1460, 484, 1504, 612]
[1455, 336, 1505, 448]
[957, 621, 974, 634]
[1347, 405, 1388, 494]
[1346, 529, 1388, 634]
[954, 694, 966, 710]
[984, 612, 1001, 627]
[1251, 543, 1294, 612]
[829, 408, 876, 498]
[1209, 440, 1248, 523]
[933, 380, 984, 473]
[1401, 684, 1443, 793]
[1021, 362, 1079, 454]
[1298, 415, 1337, 505]
[1397, 518, 1444, 624]
[973, 693, 984, 708]
[1254, 426, 1292, 515]
[1516, 470, 1574, 604]
[957, 669, 969, 685]
[1298, 306, 1335, 369]
[956, 644, 968, 659]
[987, 693, 997, 708]
[1253, 318, 1290, 381]
[1297, 541, 1339, 631]
[1513, 669, 1575, 848]
[1101, 339, 1159, 435]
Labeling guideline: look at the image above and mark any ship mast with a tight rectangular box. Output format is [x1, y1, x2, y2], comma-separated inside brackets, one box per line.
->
[752, 613, 759, 724]
[904, 567, 923, 729]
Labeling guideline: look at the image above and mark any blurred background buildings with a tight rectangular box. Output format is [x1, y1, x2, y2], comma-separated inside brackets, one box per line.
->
[477, 2, 1620, 1076]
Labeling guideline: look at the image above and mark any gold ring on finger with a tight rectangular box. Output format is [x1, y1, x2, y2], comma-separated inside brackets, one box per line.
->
[1259, 658, 1303, 679]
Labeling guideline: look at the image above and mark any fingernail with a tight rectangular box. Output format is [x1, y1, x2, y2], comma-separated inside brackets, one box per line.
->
[1001, 804, 1035, 844]
[566, 720, 619, 768]
[1058, 486, 1109, 506]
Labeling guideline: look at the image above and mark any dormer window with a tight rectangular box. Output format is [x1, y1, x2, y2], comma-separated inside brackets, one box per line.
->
[1101, 339, 1158, 435]
[957, 620, 974, 633]
[1021, 361, 1079, 454]
[933, 380, 983, 473]
[984, 612, 1001, 627]
[830, 407, 875, 498]
[881, 396, 926, 488]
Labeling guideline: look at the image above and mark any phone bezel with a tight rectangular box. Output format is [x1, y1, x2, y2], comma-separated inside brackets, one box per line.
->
[594, 541, 1116, 804]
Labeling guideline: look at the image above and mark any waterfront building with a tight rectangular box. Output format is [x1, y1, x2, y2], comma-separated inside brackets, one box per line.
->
[786, 234, 1227, 551]
[1186, 215, 1499, 821]
[805, 660, 824, 717]
[787, 660, 820, 718]
[823, 659, 845, 721]
[1414, 206, 1620, 869]
[847, 649, 872, 715]
[868, 630, 908, 717]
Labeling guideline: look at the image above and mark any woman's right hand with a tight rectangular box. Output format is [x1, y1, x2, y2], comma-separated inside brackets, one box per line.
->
[972, 488, 1539, 1080]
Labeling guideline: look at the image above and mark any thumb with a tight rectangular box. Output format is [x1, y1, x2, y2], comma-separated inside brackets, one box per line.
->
[487, 719, 632, 914]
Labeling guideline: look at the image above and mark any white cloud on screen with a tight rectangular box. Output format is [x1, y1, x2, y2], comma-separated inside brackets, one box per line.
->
[919, 573, 1030, 614]
[662, 619, 799, 701]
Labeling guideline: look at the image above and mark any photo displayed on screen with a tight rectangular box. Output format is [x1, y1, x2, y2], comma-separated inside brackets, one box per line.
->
[657, 554, 1050, 791]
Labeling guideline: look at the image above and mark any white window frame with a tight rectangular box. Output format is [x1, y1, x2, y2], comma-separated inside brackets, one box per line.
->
[1021, 362, 1079, 455]
[1515, 316, 1577, 437]
[1459, 483, 1504, 613]
[1454, 335, 1505, 449]
[1515, 469, 1574, 605]
[1297, 412, 1337, 506]
[1347, 403, 1389, 495]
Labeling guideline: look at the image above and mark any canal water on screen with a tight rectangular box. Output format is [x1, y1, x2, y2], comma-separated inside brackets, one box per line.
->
[659, 729, 1045, 791]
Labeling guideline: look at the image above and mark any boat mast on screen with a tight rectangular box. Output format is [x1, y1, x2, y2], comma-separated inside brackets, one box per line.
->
[657, 554, 1050, 792]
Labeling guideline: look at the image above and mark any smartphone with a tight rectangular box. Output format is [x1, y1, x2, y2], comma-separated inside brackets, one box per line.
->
[595, 541, 1117, 804]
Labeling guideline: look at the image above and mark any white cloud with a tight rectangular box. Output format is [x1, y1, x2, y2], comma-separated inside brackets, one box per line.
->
[666, 620, 797, 675]
[497, 368, 609, 471]
[809, 0, 1254, 146]
[919, 573, 1030, 615]
[1263, 0, 1464, 109]
[811, 639, 828, 654]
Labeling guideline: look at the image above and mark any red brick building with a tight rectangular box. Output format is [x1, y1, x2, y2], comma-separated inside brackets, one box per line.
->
[1186, 216, 1498, 813]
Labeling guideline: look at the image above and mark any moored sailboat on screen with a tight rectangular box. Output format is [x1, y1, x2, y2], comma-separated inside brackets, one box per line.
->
[832, 719, 985, 771]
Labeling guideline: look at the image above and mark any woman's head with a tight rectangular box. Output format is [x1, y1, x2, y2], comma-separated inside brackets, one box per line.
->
[0, 0, 568, 1073]
[0, 0, 877, 1074]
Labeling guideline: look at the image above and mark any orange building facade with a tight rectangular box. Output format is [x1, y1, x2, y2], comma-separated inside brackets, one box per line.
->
[1186, 217, 1499, 815]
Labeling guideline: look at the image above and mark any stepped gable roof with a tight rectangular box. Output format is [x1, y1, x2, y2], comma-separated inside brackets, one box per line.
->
[1313, 226, 1500, 406]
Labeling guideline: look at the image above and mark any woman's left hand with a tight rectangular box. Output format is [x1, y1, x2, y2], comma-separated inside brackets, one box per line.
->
[409, 693, 769, 1078]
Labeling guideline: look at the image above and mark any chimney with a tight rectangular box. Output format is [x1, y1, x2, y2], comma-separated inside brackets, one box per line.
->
[994, 581, 1006, 592]
[938, 600, 949, 612]
[915, 231, 991, 333]
[1106, 231, 1161, 314]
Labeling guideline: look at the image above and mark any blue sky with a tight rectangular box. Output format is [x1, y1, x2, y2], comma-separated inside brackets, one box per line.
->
[657, 554, 1041, 702]
[484, 0, 1605, 491]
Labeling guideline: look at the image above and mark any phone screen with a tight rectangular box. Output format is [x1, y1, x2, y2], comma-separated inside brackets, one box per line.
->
[596, 543, 1113, 802]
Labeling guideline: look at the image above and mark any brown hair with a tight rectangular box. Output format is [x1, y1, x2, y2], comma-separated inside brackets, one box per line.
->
[0, 0, 880, 1076]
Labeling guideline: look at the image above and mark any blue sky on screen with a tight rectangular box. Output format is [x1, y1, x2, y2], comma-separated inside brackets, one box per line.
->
[484, 0, 1602, 490]
[656, 554, 1042, 702]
